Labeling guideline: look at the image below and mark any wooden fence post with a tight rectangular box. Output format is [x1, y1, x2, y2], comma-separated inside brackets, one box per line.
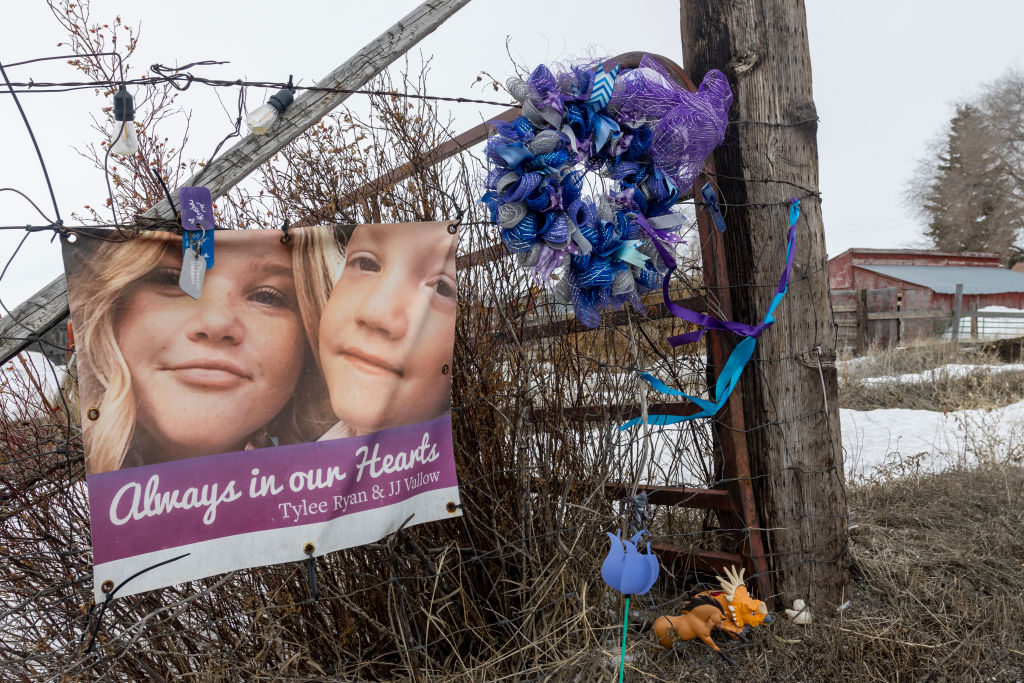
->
[681, 0, 849, 605]
[896, 289, 904, 345]
[952, 283, 963, 343]
[970, 300, 979, 340]
[855, 288, 869, 356]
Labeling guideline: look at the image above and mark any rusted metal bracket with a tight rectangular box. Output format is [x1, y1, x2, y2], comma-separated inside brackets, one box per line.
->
[334, 50, 773, 604]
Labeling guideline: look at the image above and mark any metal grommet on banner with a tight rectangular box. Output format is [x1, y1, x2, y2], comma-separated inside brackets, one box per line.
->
[447, 222, 458, 235]
[84, 580, 116, 653]
[441, 364, 449, 375]
[86, 554, 189, 652]
[65, 232, 78, 244]
[87, 408, 100, 421]
[446, 501, 459, 514]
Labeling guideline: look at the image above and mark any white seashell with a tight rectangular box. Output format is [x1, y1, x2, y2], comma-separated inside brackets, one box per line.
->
[785, 599, 812, 625]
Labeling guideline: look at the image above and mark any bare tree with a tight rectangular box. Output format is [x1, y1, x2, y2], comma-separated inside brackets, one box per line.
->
[48, 0, 198, 225]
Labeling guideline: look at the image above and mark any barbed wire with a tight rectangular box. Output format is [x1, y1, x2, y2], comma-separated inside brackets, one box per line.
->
[0, 43, 852, 680]
[0, 67, 517, 108]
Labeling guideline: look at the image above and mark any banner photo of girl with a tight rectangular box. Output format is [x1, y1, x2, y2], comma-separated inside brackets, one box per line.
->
[62, 222, 461, 601]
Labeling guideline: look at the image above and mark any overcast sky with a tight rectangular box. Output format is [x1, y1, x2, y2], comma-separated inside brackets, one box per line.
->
[2, 1, 1024, 311]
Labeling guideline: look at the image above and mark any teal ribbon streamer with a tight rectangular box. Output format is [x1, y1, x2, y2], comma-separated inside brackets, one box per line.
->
[612, 240, 650, 268]
[620, 201, 799, 429]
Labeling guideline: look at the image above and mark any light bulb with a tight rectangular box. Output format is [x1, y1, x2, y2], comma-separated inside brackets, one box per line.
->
[110, 120, 139, 156]
[109, 85, 139, 156]
[246, 86, 295, 135]
[246, 103, 280, 135]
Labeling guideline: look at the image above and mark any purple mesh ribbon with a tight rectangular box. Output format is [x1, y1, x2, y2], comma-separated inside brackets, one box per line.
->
[609, 55, 732, 193]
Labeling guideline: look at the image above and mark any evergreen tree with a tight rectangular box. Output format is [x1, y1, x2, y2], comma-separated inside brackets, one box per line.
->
[908, 71, 1024, 263]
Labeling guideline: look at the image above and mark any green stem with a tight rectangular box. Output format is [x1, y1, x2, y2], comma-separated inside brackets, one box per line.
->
[619, 596, 630, 683]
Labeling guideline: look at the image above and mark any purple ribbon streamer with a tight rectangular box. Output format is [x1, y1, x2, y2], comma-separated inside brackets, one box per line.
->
[636, 200, 799, 346]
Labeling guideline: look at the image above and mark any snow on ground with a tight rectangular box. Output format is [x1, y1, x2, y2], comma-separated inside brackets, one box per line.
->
[841, 398, 1024, 483]
[840, 359, 1024, 480]
[859, 362, 1024, 386]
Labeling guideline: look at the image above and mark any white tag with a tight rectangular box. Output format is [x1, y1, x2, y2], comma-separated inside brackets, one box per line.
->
[648, 212, 688, 230]
[179, 247, 205, 299]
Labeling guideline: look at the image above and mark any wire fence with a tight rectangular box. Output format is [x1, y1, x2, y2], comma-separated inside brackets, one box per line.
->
[0, 39, 846, 680]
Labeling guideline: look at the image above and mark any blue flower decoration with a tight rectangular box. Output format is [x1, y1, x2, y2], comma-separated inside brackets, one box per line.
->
[600, 530, 659, 595]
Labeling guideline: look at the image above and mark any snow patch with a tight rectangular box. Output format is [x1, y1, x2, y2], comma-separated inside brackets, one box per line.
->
[841, 399, 1024, 482]
[858, 362, 1024, 386]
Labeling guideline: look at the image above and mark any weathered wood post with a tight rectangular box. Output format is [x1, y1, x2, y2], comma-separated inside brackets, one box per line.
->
[681, 0, 849, 605]
[952, 283, 964, 343]
[855, 288, 869, 356]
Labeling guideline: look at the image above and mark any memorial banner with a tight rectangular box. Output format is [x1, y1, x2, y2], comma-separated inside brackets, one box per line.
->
[62, 222, 461, 600]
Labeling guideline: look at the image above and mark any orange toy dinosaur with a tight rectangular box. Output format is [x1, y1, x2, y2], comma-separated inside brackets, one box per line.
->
[694, 565, 772, 637]
[652, 596, 734, 665]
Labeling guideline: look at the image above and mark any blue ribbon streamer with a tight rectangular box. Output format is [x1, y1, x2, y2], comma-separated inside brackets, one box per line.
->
[620, 200, 800, 429]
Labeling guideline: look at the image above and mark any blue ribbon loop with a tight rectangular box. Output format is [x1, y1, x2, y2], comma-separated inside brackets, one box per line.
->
[621, 200, 800, 429]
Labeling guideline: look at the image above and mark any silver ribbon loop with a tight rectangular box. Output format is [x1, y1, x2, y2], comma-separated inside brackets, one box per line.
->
[498, 201, 528, 228]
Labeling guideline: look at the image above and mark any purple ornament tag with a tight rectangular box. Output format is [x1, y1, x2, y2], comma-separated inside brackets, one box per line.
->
[179, 186, 215, 268]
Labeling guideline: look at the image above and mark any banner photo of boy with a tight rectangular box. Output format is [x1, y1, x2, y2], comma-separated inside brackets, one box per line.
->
[62, 222, 461, 600]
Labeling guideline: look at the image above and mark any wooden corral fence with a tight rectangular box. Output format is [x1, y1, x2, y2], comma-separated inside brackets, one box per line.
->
[833, 283, 1024, 353]
[5, 48, 775, 601]
[451, 52, 772, 602]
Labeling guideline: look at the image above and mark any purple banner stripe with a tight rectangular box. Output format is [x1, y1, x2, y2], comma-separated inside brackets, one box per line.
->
[89, 414, 456, 564]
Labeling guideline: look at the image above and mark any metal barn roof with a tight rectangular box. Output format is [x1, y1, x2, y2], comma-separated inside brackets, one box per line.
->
[856, 265, 1024, 294]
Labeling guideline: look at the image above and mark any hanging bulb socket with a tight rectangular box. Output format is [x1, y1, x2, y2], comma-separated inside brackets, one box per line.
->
[266, 85, 294, 116]
[246, 76, 295, 135]
[109, 84, 139, 156]
[112, 85, 135, 123]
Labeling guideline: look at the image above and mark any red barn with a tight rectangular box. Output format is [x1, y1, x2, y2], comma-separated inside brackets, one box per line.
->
[828, 249, 1024, 344]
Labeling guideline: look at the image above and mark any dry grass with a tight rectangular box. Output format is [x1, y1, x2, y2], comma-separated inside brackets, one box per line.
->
[840, 341, 1024, 412]
[562, 465, 1024, 683]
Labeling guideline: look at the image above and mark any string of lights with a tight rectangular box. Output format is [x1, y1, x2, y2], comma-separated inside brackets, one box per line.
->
[0, 69, 517, 108]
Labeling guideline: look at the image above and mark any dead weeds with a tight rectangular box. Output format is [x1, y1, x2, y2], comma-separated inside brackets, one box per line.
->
[574, 465, 1024, 683]
[841, 342, 1024, 412]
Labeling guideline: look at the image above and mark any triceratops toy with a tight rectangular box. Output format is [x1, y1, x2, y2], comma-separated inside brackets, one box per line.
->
[653, 595, 734, 664]
[694, 565, 772, 637]
[653, 565, 772, 662]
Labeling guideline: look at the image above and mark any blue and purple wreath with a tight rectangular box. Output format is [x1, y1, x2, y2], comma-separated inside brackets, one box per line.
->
[481, 55, 733, 327]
